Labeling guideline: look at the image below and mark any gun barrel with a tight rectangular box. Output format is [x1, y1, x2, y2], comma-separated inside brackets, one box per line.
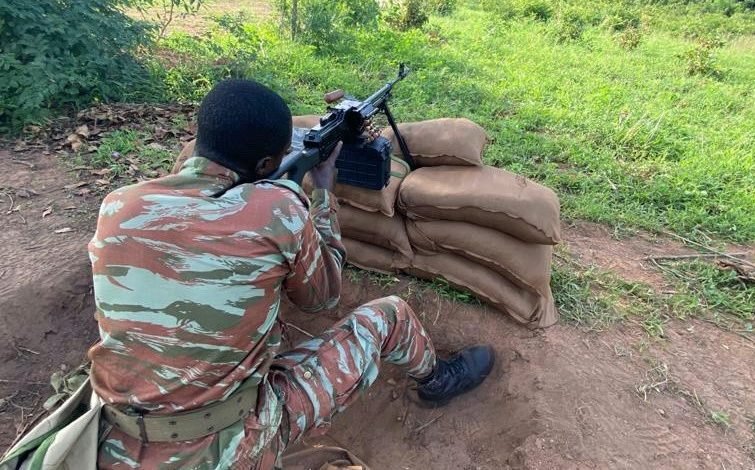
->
[362, 65, 410, 110]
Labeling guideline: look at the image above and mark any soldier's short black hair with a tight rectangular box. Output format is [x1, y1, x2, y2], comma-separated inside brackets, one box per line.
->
[195, 79, 292, 179]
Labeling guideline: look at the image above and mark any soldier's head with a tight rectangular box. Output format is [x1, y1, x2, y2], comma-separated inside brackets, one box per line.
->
[195, 79, 292, 181]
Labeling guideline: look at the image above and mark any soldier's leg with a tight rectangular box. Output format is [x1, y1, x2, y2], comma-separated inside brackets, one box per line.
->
[270, 295, 435, 445]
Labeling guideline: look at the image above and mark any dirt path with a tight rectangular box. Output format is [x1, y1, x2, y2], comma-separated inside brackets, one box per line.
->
[1, 147, 753, 468]
[0, 148, 100, 448]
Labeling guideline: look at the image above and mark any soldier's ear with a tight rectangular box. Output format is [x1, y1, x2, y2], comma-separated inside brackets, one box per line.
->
[255, 154, 283, 180]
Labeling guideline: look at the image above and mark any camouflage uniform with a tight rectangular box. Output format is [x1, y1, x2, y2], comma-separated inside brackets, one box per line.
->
[88, 156, 436, 469]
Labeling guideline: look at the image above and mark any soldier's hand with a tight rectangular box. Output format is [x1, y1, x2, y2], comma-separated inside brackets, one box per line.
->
[310, 141, 342, 192]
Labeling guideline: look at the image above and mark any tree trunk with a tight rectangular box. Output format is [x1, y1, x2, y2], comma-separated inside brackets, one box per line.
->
[291, 0, 299, 40]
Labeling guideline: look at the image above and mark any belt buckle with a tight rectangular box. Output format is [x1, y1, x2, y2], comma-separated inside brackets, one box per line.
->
[136, 414, 149, 443]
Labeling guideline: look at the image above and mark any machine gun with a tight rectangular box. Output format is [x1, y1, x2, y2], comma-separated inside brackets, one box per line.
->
[270, 64, 413, 190]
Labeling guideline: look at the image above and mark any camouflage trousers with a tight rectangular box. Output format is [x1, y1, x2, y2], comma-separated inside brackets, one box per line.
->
[263, 295, 436, 468]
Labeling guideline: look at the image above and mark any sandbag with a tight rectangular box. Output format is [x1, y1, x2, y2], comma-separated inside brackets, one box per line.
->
[292, 115, 321, 129]
[406, 253, 558, 328]
[171, 139, 196, 173]
[304, 157, 410, 217]
[282, 442, 371, 470]
[343, 238, 410, 274]
[398, 166, 561, 244]
[407, 219, 551, 293]
[382, 118, 488, 167]
[339, 205, 412, 259]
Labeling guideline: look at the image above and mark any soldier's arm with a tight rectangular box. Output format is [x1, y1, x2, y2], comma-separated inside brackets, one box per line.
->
[283, 188, 346, 312]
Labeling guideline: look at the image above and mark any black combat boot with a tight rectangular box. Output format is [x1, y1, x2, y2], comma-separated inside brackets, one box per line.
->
[416, 345, 495, 406]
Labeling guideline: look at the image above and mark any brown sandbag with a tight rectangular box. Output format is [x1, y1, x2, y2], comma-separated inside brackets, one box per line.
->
[339, 205, 413, 259]
[406, 253, 558, 328]
[398, 166, 561, 244]
[170, 115, 322, 174]
[282, 442, 371, 470]
[343, 238, 410, 274]
[292, 114, 321, 129]
[303, 157, 410, 217]
[382, 118, 488, 167]
[407, 219, 551, 294]
[171, 139, 196, 174]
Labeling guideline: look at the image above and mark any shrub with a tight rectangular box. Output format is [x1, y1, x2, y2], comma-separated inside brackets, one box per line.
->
[520, 0, 553, 22]
[133, 0, 204, 40]
[427, 0, 458, 15]
[0, 1, 155, 132]
[384, 0, 430, 30]
[478, 0, 552, 22]
[274, 0, 380, 46]
[478, 0, 518, 19]
[683, 36, 726, 76]
[552, 8, 586, 42]
[617, 26, 643, 50]
[602, 7, 641, 32]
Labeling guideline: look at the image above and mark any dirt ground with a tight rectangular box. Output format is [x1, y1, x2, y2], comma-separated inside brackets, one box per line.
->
[1, 147, 754, 469]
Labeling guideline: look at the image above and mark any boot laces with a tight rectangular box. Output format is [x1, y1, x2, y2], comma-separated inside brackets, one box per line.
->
[435, 353, 473, 389]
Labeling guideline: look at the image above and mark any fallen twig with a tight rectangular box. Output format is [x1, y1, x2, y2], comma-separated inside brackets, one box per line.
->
[643, 253, 747, 262]
[9, 406, 45, 450]
[10, 159, 36, 170]
[412, 413, 443, 434]
[400, 403, 409, 426]
[433, 291, 442, 325]
[15, 345, 40, 356]
[281, 321, 314, 338]
[662, 231, 755, 269]
[3, 191, 14, 213]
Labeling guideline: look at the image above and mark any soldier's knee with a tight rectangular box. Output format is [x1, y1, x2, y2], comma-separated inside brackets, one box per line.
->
[363, 295, 414, 321]
[368, 295, 407, 309]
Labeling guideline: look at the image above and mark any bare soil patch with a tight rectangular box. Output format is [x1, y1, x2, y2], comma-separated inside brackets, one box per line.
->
[564, 220, 755, 291]
[0, 149, 100, 449]
[1, 149, 753, 469]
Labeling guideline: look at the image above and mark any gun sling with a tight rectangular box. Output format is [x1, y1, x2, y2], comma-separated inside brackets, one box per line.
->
[101, 376, 260, 443]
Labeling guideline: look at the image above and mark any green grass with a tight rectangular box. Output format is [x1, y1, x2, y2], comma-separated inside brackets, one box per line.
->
[551, 250, 754, 336]
[72, 129, 175, 181]
[145, 1, 755, 242]
[709, 410, 732, 430]
[419, 277, 481, 305]
[551, 254, 667, 335]
[344, 266, 480, 304]
[652, 259, 755, 323]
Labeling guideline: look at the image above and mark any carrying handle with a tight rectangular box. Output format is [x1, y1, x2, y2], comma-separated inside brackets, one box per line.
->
[324, 90, 345, 104]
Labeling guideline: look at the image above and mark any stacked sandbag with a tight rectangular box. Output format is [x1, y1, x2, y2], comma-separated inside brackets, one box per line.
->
[398, 165, 561, 245]
[397, 162, 560, 328]
[303, 157, 413, 273]
[406, 253, 557, 326]
[171, 139, 196, 174]
[382, 118, 489, 167]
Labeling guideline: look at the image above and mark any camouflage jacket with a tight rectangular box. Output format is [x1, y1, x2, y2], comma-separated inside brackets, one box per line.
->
[87, 156, 345, 468]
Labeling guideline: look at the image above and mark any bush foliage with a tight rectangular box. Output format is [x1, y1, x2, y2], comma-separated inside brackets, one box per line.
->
[274, 0, 380, 46]
[0, 1, 154, 131]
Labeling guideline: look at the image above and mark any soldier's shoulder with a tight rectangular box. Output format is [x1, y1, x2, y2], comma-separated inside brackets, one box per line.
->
[249, 179, 310, 210]
[100, 179, 152, 204]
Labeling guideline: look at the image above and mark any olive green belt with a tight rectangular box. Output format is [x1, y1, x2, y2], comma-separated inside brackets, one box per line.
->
[101, 379, 259, 443]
